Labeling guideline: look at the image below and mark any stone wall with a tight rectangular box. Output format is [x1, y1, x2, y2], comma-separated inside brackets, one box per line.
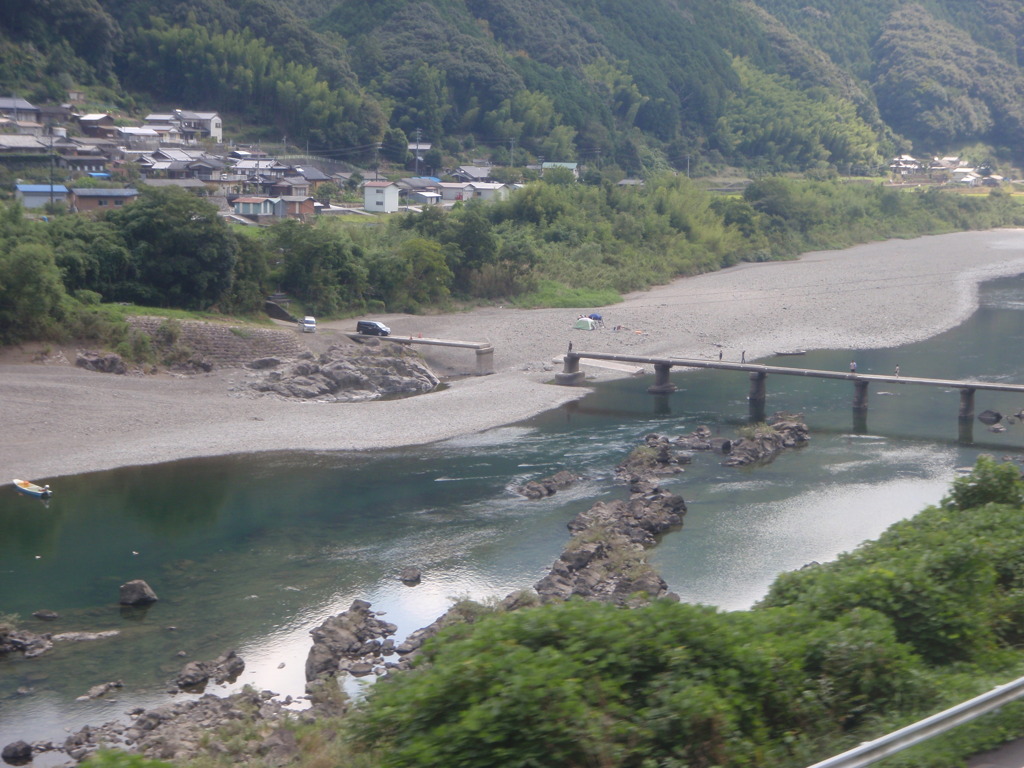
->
[127, 316, 305, 368]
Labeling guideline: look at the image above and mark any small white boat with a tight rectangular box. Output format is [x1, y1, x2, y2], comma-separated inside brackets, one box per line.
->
[13, 479, 52, 499]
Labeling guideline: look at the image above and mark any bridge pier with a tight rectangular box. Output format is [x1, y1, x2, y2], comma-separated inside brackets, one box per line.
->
[647, 363, 676, 394]
[555, 353, 586, 386]
[748, 371, 766, 405]
[852, 380, 869, 411]
[852, 408, 868, 434]
[475, 346, 495, 375]
[959, 388, 975, 420]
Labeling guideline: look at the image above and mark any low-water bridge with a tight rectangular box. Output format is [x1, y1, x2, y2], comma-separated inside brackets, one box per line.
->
[346, 332, 494, 375]
[557, 351, 1024, 439]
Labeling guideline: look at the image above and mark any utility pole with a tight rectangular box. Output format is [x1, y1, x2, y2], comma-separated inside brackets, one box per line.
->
[415, 127, 421, 176]
[48, 131, 54, 208]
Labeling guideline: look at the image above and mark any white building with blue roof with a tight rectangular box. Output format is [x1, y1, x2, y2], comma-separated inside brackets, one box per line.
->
[14, 184, 69, 209]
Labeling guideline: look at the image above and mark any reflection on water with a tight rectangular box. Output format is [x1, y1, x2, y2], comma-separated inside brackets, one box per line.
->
[4, 274, 1024, 744]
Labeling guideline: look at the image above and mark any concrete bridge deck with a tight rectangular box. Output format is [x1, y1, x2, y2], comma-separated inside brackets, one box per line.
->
[556, 352, 1024, 439]
[346, 332, 494, 375]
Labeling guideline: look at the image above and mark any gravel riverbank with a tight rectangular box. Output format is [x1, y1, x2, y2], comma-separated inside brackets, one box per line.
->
[4, 229, 1024, 481]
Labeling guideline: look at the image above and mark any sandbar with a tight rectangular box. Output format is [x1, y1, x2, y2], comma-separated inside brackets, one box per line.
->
[4, 230, 1024, 481]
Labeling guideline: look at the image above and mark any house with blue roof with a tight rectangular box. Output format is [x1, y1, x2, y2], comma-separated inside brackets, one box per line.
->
[14, 184, 69, 209]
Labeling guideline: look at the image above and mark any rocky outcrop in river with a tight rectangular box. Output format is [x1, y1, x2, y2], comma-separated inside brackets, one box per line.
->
[59, 689, 299, 765]
[534, 476, 685, 605]
[518, 469, 578, 498]
[305, 599, 399, 682]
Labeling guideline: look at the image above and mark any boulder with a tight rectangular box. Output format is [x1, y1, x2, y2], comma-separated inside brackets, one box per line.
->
[1, 630, 53, 659]
[247, 357, 282, 370]
[175, 661, 211, 689]
[1, 741, 32, 766]
[119, 580, 158, 605]
[76, 680, 123, 701]
[978, 409, 1003, 426]
[175, 650, 245, 689]
[399, 567, 422, 585]
[75, 351, 127, 375]
[31, 610, 58, 621]
[519, 470, 579, 499]
[305, 600, 398, 682]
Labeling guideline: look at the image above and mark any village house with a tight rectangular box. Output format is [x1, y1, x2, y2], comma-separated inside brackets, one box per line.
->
[290, 164, 332, 192]
[467, 181, 508, 201]
[451, 165, 493, 183]
[232, 158, 290, 178]
[397, 176, 441, 205]
[139, 178, 212, 195]
[0, 116, 45, 136]
[438, 181, 470, 202]
[0, 96, 41, 124]
[229, 195, 315, 222]
[117, 126, 161, 150]
[144, 110, 223, 143]
[70, 187, 139, 212]
[77, 113, 117, 139]
[56, 147, 108, 176]
[363, 180, 399, 213]
[269, 176, 311, 197]
[14, 183, 69, 209]
[542, 161, 579, 178]
[0, 135, 49, 157]
[230, 196, 277, 221]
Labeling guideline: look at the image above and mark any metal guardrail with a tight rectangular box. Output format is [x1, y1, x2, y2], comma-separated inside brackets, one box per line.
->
[807, 676, 1024, 768]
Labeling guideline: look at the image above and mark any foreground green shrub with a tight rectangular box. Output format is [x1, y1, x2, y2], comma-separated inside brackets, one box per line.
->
[347, 456, 1024, 768]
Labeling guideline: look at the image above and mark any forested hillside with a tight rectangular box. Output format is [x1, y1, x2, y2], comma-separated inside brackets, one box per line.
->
[4, 0, 1024, 174]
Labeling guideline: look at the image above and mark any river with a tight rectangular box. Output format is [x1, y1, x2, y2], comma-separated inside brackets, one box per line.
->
[3, 273, 1024, 748]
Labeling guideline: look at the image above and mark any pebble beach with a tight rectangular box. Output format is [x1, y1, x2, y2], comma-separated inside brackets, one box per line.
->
[4, 229, 1024, 482]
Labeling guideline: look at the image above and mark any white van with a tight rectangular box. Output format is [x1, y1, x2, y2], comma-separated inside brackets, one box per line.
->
[300, 316, 317, 333]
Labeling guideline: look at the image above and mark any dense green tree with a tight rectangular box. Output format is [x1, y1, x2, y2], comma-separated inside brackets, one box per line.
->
[381, 127, 410, 166]
[714, 58, 881, 170]
[45, 215, 131, 300]
[0, 241, 67, 343]
[105, 187, 238, 309]
[394, 237, 453, 310]
[872, 4, 1024, 148]
[118, 20, 385, 153]
[270, 220, 368, 315]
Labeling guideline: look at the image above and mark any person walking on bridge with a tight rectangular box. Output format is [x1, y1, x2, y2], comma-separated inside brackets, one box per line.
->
[850, 361, 857, 373]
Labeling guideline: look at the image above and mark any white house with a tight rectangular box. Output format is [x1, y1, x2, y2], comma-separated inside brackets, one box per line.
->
[144, 110, 223, 143]
[363, 180, 399, 213]
[439, 182, 470, 202]
[468, 181, 508, 201]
